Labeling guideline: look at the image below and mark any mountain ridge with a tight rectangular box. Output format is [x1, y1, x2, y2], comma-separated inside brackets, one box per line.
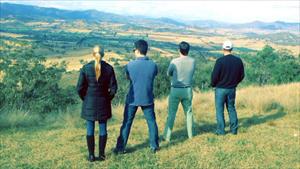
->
[0, 2, 298, 31]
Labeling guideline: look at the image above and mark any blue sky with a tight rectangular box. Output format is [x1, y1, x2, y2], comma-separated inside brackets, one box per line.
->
[2, 1, 300, 23]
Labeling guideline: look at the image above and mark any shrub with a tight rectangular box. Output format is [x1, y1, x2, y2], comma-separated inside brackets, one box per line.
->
[0, 48, 78, 116]
[243, 45, 300, 85]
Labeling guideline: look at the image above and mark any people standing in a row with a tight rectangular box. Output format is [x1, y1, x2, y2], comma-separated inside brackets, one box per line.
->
[76, 39, 244, 162]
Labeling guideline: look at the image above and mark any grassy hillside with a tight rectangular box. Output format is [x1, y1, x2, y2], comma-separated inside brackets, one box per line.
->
[0, 83, 299, 169]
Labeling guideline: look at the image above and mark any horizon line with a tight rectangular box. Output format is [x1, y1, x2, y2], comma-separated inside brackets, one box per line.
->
[1, 1, 299, 24]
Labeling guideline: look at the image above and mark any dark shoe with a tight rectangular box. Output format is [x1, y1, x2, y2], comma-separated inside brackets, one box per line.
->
[88, 154, 96, 162]
[231, 131, 238, 135]
[112, 148, 127, 155]
[86, 135, 95, 162]
[98, 155, 105, 161]
[161, 136, 170, 142]
[150, 147, 159, 154]
[215, 131, 226, 136]
[99, 135, 107, 161]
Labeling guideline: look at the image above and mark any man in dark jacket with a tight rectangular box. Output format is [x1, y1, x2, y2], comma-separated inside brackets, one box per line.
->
[211, 40, 244, 135]
[114, 40, 159, 154]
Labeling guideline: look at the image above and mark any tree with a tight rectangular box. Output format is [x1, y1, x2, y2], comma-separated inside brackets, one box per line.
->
[254, 45, 278, 85]
[243, 45, 300, 85]
[0, 48, 77, 115]
[272, 50, 300, 84]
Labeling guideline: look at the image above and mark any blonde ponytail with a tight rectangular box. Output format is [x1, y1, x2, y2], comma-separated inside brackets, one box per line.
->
[93, 45, 103, 81]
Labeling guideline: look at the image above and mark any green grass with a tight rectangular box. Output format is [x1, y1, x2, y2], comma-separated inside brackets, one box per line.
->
[0, 83, 299, 169]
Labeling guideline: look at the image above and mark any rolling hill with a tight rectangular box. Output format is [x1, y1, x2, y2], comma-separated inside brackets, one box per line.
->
[1, 3, 298, 31]
[0, 3, 185, 28]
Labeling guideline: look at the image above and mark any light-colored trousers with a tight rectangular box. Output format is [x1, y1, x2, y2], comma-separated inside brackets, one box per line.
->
[163, 87, 194, 141]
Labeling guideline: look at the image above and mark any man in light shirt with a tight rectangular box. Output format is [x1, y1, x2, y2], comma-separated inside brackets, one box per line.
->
[163, 41, 196, 142]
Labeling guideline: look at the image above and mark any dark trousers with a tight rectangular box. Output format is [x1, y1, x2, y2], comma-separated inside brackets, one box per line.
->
[215, 88, 238, 134]
[116, 104, 159, 150]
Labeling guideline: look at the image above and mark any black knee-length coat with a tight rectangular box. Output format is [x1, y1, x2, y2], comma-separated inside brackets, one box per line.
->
[76, 60, 117, 122]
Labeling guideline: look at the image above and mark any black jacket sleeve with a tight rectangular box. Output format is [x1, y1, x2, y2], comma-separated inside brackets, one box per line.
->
[211, 59, 221, 87]
[76, 67, 88, 100]
[109, 67, 118, 100]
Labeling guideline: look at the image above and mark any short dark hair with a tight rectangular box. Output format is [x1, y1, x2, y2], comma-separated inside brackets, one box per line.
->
[179, 41, 190, 56]
[223, 48, 233, 52]
[134, 39, 148, 55]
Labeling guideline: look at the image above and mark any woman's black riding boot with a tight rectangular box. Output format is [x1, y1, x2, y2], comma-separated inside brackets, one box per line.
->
[99, 135, 107, 161]
[86, 135, 95, 162]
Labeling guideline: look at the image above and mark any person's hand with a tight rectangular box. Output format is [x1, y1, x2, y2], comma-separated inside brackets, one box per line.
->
[109, 94, 115, 100]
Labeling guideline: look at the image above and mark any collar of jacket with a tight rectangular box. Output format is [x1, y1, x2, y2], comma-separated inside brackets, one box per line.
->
[136, 56, 149, 60]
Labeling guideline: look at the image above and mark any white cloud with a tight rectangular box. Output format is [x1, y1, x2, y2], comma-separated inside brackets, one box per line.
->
[2, 0, 299, 23]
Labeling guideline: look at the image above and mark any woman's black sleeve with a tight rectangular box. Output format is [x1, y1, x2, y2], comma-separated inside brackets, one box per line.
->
[76, 67, 88, 100]
[109, 67, 118, 100]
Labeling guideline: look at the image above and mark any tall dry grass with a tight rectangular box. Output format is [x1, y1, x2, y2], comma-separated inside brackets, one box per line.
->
[1, 83, 299, 168]
[109, 82, 299, 137]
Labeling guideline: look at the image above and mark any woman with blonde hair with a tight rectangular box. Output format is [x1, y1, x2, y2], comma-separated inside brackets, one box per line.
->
[77, 45, 117, 162]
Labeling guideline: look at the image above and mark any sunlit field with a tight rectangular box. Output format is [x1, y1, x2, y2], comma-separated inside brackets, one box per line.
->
[1, 83, 299, 169]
